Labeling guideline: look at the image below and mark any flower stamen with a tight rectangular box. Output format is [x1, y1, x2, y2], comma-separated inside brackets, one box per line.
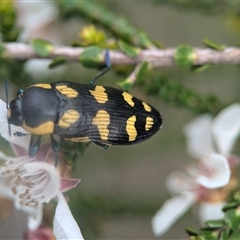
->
[1, 159, 61, 206]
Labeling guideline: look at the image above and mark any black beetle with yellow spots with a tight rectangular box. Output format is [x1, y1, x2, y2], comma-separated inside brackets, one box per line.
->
[7, 64, 162, 166]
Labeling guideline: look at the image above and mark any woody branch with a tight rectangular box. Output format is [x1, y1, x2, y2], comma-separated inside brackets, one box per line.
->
[4, 43, 240, 67]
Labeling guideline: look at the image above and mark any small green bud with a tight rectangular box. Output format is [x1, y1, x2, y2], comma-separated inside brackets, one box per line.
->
[174, 44, 196, 68]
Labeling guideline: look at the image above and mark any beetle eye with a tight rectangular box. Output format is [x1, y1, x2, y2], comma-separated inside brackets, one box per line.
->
[9, 98, 23, 126]
[17, 89, 23, 97]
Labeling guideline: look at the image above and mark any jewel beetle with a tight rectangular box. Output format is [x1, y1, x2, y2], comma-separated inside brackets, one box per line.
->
[6, 53, 162, 166]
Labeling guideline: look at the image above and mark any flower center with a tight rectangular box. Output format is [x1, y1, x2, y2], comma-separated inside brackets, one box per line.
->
[1, 157, 52, 206]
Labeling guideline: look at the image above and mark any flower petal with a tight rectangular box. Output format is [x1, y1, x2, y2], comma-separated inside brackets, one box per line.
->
[0, 99, 8, 122]
[166, 171, 196, 195]
[198, 201, 225, 225]
[211, 103, 240, 156]
[196, 153, 230, 189]
[60, 178, 81, 192]
[27, 204, 43, 231]
[151, 192, 196, 237]
[16, 1, 59, 40]
[11, 143, 51, 161]
[184, 115, 215, 159]
[11, 143, 28, 157]
[34, 143, 52, 162]
[0, 99, 30, 149]
[53, 193, 84, 239]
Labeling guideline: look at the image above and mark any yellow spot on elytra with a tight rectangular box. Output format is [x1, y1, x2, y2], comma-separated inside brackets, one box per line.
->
[122, 92, 134, 107]
[145, 117, 154, 131]
[126, 115, 137, 141]
[31, 84, 52, 89]
[89, 86, 108, 103]
[58, 109, 80, 128]
[142, 102, 151, 112]
[22, 121, 54, 135]
[92, 110, 110, 141]
[56, 85, 78, 98]
[66, 136, 90, 142]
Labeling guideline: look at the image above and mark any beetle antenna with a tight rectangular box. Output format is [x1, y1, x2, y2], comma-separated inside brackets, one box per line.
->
[90, 49, 111, 85]
[4, 79, 11, 136]
[4, 80, 9, 109]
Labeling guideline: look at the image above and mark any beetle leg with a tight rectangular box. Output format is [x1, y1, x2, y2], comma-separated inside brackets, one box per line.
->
[90, 49, 111, 85]
[50, 134, 59, 167]
[92, 141, 108, 149]
[29, 134, 42, 157]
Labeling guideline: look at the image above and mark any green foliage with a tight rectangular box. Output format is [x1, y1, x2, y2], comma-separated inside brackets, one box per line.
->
[118, 40, 140, 57]
[0, 58, 32, 89]
[1, 1, 240, 239]
[153, 1, 238, 14]
[0, 1, 21, 41]
[56, 0, 155, 48]
[31, 39, 54, 57]
[205, 220, 225, 228]
[79, 46, 105, 68]
[135, 62, 151, 84]
[140, 74, 224, 115]
[187, 192, 240, 240]
[49, 57, 67, 69]
[175, 45, 196, 68]
[202, 38, 225, 50]
[60, 141, 90, 172]
[117, 79, 134, 92]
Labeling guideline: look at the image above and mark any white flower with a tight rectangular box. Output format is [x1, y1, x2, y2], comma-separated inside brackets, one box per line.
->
[15, 1, 64, 82]
[0, 99, 83, 239]
[0, 146, 61, 231]
[152, 104, 240, 237]
[184, 103, 240, 159]
[54, 192, 84, 239]
[15, 1, 59, 42]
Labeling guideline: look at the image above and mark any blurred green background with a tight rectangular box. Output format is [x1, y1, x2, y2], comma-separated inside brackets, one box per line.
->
[1, 1, 240, 239]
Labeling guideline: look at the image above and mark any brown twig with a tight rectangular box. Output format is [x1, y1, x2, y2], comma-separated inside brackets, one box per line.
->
[4, 43, 240, 67]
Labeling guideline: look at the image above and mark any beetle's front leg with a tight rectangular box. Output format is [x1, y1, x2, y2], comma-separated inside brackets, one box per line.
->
[29, 134, 42, 157]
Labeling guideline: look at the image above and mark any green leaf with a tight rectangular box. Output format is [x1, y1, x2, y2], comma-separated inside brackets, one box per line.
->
[234, 191, 240, 202]
[118, 40, 140, 57]
[31, 39, 54, 57]
[138, 30, 153, 49]
[205, 219, 225, 228]
[79, 46, 104, 68]
[202, 38, 225, 50]
[191, 64, 212, 73]
[222, 202, 239, 212]
[0, 43, 6, 58]
[174, 45, 196, 68]
[190, 237, 201, 240]
[199, 229, 218, 240]
[186, 227, 199, 236]
[136, 62, 151, 84]
[228, 230, 240, 240]
[225, 208, 240, 230]
[153, 40, 164, 49]
[60, 141, 90, 172]
[219, 229, 228, 240]
[49, 57, 67, 69]
[117, 79, 134, 92]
